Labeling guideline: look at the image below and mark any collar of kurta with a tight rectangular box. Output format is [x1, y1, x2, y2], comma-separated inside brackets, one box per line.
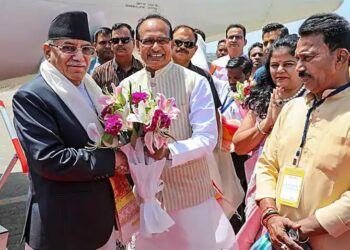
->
[304, 82, 350, 105]
[146, 61, 173, 78]
[40, 60, 104, 137]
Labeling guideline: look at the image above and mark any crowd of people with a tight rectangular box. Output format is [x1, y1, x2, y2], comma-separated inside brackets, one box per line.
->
[12, 9, 350, 250]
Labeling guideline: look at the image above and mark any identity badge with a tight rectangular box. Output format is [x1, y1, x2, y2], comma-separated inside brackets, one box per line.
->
[277, 167, 305, 208]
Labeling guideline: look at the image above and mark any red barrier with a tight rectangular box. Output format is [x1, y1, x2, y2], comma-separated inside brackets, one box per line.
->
[0, 100, 28, 174]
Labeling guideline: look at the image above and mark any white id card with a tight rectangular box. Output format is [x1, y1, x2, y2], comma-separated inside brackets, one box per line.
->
[277, 167, 304, 208]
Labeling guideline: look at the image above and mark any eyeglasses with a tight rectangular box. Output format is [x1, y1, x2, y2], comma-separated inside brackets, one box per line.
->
[174, 39, 196, 49]
[227, 35, 244, 41]
[49, 43, 95, 55]
[110, 37, 131, 45]
[139, 37, 171, 46]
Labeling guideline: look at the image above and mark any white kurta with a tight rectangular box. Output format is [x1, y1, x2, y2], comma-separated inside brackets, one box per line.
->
[120, 63, 236, 250]
[135, 198, 237, 250]
[211, 55, 230, 81]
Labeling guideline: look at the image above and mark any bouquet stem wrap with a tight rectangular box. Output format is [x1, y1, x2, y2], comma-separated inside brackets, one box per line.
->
[120, 139, 175, 236]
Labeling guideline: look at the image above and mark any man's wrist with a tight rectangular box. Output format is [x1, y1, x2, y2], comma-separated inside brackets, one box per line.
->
[262, 209, 279, 227]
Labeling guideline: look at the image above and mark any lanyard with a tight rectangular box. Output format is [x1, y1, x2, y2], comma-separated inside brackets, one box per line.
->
[292, 81, 350, 166]
[220, 93, 235, 113]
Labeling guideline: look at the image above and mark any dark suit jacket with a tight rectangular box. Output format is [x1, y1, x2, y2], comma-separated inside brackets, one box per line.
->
[13, 75, 116, 250]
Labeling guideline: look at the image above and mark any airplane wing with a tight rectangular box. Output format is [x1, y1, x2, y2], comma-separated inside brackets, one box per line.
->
[0, 0, 343, 81]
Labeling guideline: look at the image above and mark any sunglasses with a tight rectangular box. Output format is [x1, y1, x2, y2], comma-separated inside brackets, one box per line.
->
[174, 39, 196, 49]
[110, 37, 131, 45]
[227, 35, 244, 41]
[139, 37, 171, 46]
[49, 43, 95, 56]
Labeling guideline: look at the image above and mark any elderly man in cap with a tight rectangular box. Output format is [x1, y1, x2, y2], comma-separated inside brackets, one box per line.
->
[13, 11, 126, 250]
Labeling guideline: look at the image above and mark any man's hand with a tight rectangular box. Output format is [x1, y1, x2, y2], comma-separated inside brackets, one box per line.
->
[114, 150, 129, 174]
[145, 145, 170, 161]
[266, 216, 303, 250]
[298, 215, 327, 240]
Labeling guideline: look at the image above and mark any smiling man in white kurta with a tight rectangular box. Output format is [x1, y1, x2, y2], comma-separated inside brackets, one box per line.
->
[120, 14, 237, 250]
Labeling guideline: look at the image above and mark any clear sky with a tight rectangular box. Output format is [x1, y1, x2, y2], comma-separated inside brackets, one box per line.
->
[206, 1, 350, 54]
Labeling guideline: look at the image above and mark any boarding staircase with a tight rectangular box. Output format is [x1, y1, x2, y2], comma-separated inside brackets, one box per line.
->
[0, 100, 28, 250]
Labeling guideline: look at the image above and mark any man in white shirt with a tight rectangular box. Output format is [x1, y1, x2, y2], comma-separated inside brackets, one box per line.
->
[211, 24, 247, 81]
[120, 14, 236, 250]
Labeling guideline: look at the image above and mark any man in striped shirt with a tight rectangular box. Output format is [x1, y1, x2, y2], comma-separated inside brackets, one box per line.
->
[92, 23, 143, 92]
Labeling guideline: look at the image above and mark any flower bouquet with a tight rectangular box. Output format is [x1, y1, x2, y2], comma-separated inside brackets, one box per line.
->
[220, 80, 256, 152]
[120, 139, 175, 237]
[231, 79, 256, 103]
[87, 82, 179, 241]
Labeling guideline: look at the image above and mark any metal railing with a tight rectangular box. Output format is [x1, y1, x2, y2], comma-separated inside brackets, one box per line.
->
[0, 100, 28, 190]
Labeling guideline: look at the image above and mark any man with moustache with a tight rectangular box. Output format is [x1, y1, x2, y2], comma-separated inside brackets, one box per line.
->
[255, 13, 350, 250]
[120, 14, 236, 250]
[88, 27, 113, 74]
[172, 25, 245, 222]
[171, 25, 221, 110]
[92, 22, 143, 92]
[216, 39, 228, 58]
[248, 42, 263, 79]
[12, 11, 127, 250]
[210, 24, 247, 81]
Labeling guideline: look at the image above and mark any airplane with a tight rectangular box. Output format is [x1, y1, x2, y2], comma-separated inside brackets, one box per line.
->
[0, 2, 346, 248]
[0, 0, 343, 83]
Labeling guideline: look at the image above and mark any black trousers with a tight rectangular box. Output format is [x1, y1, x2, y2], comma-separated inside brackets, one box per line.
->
[229, 152, 249, 234]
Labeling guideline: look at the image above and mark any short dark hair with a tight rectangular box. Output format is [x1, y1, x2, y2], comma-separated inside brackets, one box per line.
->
[248, 42, 263, 57]
[299, 13, 350, 53]
[135, 14, 172, 41]
[173, 25, 198, 44]
[93, 27, 111, 42]
[217, 39, 226, 47]
[112, 23, 135, 39]
[226, 24, 246, 38]
[262, 23, 289, 38]
[226, 56, 252, 75]
[193, 28, 206, 41]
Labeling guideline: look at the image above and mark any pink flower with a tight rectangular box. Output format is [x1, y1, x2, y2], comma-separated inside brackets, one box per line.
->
[101, 105, 113, 119]
[132, 92, 149, 104]
[144, 109, 171, 133]
[144, 131, 168, 154]
[156, 94, 180, 119]
[104, 114, 123, 136]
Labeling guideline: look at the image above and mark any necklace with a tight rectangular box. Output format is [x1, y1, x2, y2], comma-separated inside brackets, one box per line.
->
[281, 86, 306, 103]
